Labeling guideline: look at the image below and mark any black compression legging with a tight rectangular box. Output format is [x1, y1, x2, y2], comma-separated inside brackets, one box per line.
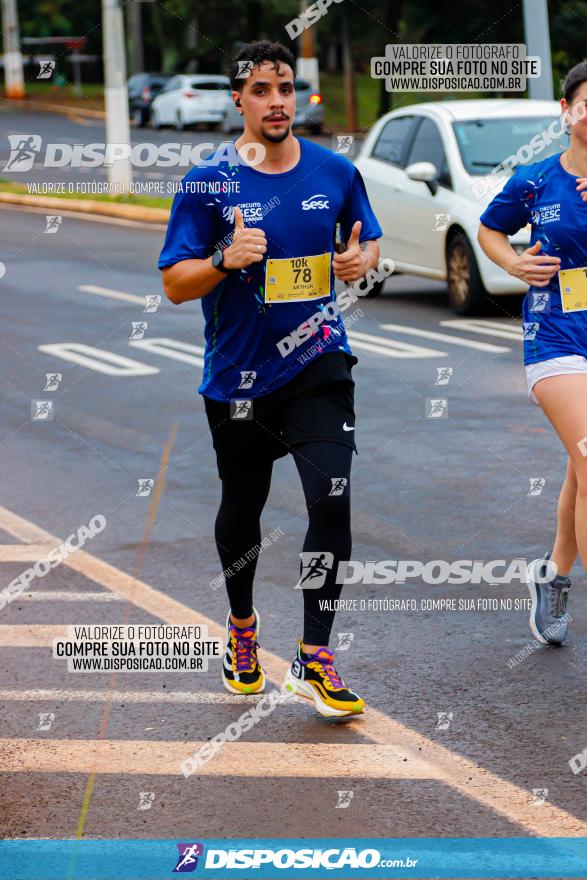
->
[214, 441, 353, 645]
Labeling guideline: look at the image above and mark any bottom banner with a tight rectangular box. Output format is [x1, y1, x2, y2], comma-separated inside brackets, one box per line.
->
[0, 837, 586, 878]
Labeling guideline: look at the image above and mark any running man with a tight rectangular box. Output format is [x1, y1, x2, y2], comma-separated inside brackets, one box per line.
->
[478, 60, 587, 647]
[159, 41, 382, 715]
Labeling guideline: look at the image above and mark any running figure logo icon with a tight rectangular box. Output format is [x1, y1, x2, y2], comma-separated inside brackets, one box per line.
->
[230, 399, 253, 420]
[335, 790, 354, 808]
[335, 632, 354, 651]
[37, 712, 55, 731]
[136, 479, 155, 497]
[137, 792, 155, 811]
[44, 215, 62, 234]
[295, 551, 334, 589]
[238, 371, 257, 390]
[433, 213, 450, 231]
[329, 477, 347, 496]
[144, 295, 161, 313]
[31, 400, 54, 420]
[528, 477, 546, 496]
[435, 711, 453, 730]
[522, 322, 539, 341]
[130, 321, 148, 340]
[44, 373, 62, 391]
[173, 843, 204, 873]
[426, 398, 448, 419]
[529, 292, 550, 313]
[530, 788, 548, 806]
[434, 367, 453, 386]
[37, 60, 55, 79]
[333, 135, 355, 156]
[4, 135, 42, 172]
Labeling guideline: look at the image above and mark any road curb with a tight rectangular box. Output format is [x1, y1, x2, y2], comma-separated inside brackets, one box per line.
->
[7, 98, 105, 119]
[0, 192, 170, 223]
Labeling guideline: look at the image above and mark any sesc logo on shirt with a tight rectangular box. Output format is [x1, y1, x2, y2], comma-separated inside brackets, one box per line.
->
[301, 193, 330, 210]
[222, 202, 263, 224]
[531, 202, 561, 225]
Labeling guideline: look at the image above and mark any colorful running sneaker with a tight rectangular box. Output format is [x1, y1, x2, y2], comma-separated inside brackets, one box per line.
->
[283, 641, 365, 717]
[222, 607, 265, 695]
[527, 552, 571, 645]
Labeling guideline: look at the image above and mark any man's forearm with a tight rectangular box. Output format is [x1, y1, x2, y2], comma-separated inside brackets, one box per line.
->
[162, 257, 227, 305]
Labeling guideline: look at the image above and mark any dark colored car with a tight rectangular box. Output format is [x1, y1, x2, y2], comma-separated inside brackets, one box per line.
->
[127, 73, 172, 127]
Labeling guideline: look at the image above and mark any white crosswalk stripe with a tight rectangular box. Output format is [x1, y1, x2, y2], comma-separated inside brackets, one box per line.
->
[440, 319, 522, 341]
[129, 337, 205, 367]
[379, 323, 510, 352]
[347, 329, 446, 358]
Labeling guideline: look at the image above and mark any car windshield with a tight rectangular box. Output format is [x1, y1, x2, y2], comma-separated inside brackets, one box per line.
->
[453, 116, 565, 175]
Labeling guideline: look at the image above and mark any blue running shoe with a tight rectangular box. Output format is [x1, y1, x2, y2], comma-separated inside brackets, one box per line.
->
[527, 553, 571, 645]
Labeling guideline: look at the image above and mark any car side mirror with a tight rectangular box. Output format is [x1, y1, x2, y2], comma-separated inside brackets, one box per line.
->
[406, 161, 438, 195]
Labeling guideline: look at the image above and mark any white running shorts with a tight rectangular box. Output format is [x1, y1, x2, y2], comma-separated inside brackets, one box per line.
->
[526, 354, 587, 405]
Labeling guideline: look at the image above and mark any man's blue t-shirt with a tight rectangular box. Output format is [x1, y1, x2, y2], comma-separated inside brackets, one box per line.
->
[479, 153, 587, 366]
[158, 137, 382, 401]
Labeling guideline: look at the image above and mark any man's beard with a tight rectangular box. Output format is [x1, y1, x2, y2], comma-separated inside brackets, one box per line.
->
[260, 122, 291, 143]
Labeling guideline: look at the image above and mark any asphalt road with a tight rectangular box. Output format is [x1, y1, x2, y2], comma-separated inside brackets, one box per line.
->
[0, 199, 586, 853]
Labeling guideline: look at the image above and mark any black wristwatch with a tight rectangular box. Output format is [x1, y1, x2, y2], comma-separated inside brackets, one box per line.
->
[212, 249, 230, 273]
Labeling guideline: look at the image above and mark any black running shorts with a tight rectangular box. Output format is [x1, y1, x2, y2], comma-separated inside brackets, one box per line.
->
[203, 352, 358, 479]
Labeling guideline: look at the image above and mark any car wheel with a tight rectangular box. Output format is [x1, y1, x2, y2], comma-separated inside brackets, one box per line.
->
[446, 232, 489, 315]
[176, 111, 184, 131]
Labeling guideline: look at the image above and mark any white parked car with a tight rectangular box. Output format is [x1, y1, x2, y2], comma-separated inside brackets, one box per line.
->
[355, 99, 565, 313]
[150, 74, 231, 131]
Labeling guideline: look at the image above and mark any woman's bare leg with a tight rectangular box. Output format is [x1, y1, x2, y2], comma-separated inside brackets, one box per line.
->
[551, 457, 578, 576]
[533, 373, 587, 574]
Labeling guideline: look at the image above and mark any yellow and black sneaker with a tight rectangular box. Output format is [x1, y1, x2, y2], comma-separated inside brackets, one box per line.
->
[283, 641, 365, 717]
[222, 607, 265, 695]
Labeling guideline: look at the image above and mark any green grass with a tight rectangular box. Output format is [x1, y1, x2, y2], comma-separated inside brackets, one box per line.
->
[0, 178, 172, 210]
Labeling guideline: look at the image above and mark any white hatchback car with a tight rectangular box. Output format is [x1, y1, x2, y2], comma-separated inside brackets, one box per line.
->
[150, 74, 231, 131]
[355, 99, 565, 313]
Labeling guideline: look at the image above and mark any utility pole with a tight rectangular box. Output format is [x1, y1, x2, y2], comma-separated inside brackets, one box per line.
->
[341, 9, 358, 132]
[102, 0, 132, 190]
[522, 0, 553, 100]
[1, 0, 25, 98]
[128, 0, 144, 73]
[296, 0, 319, 93]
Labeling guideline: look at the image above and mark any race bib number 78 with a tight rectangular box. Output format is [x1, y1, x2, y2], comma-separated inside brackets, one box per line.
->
[264, 253, 331, 303]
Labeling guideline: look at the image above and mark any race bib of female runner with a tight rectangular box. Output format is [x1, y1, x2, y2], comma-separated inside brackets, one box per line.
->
[559, 267, 587, 312]
[264, 253, 331, 303]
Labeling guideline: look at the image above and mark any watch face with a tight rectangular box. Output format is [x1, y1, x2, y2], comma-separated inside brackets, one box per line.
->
[213, 250, 223, 269]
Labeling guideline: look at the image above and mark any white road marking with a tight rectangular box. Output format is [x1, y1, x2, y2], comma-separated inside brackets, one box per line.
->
[37, 343, 160, 376]
[379, 323, 510, 352]
[0, 625, 66, 646]
[440, 319, 522, 341]
[20, 592, 121, 601]
[0, 503, 584, 835]
[128, 337, 205, 367]
[78, 284, 145, 305]
[0, 688, 275, 704]
[0, 542, 59, 561]
[0, 739, 436, 779]
[347, 330, 445, 359]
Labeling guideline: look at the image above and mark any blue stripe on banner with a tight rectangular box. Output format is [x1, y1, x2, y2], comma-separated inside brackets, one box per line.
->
[0, 838, 586, 879]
